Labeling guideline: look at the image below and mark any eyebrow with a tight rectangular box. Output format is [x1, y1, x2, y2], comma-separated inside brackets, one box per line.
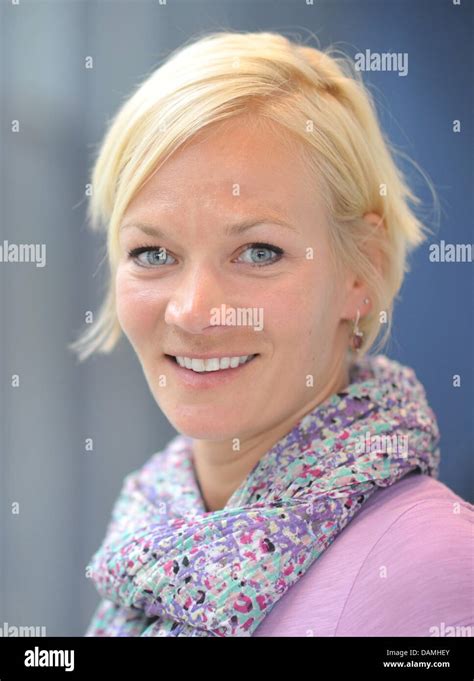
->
[120, 216, 297, 238]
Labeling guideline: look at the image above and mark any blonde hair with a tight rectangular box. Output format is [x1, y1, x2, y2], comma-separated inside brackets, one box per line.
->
[70, 30, 436, 362]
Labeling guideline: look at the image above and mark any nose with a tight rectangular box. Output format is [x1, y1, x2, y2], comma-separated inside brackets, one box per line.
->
[164, 262, 226, 334]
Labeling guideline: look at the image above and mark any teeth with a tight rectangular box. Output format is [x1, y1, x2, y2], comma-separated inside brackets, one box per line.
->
[174, 355, 255, 372]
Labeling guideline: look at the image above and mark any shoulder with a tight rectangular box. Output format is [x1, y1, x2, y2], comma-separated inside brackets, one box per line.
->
[361, 474, 473, 581]
[335, 474, 473, 636]
[361, 473, 472, 551]
[365, 472, 472, 532]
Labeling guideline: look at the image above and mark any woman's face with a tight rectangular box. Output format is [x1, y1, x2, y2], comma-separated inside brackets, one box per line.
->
[116, 116, 357, 440]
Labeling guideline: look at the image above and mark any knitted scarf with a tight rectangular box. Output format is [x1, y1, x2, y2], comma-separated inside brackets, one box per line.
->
[85, 354, 440, 637]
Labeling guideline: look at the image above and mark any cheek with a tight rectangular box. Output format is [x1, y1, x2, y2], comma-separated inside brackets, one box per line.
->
[261, 272, 331, 346]
[262, 273, 341, 381]
[115, 268, 163, 341]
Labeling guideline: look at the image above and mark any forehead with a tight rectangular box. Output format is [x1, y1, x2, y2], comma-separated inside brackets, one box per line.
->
[124, 116, 324, 224]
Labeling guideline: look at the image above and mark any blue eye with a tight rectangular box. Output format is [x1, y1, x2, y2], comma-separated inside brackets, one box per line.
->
[127, 242, 284, 268]
[128, 246, 175, 267]
[238, 243, 284, 266]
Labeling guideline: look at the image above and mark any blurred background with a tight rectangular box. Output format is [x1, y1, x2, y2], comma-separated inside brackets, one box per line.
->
[0, 0, 472, 636]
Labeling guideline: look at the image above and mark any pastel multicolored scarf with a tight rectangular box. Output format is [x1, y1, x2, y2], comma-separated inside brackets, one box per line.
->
[85, 354, 440, 637]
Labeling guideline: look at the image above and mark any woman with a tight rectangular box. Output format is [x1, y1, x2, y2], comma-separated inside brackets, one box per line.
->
[73, 31, 473, 637]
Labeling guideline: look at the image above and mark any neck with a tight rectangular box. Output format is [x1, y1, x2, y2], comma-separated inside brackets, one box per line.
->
[191, 352, 352, 512]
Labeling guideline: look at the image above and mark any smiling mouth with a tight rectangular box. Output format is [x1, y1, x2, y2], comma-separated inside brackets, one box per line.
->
[165, 354, 258, 373]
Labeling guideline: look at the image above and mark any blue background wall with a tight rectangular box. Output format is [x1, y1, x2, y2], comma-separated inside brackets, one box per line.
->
[1, 0, 472, 635]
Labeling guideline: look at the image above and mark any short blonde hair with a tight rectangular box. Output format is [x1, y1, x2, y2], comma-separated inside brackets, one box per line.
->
[70, 30, 436, 362]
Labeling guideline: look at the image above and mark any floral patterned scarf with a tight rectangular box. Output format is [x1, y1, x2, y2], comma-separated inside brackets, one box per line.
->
[85, 354, 440, 637]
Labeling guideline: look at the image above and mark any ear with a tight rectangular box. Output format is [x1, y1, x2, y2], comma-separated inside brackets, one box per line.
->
[340, 212, 385, 321]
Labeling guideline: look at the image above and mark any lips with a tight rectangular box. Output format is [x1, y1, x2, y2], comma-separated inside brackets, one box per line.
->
[169, 354, 257, 372]
[167, 354, 256, 373]
[164, 353, 259, 387]
[164, 352, 257, 360]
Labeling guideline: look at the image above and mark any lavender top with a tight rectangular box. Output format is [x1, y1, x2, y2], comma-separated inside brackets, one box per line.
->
[253, 472, 473, 636]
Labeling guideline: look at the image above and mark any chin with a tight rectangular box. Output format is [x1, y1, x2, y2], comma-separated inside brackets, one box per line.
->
[176, 426, 233, 441]
[163, 407, 247, 442]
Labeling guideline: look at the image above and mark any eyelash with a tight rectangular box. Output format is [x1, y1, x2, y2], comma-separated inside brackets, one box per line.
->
[127, 242, 285, 268]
